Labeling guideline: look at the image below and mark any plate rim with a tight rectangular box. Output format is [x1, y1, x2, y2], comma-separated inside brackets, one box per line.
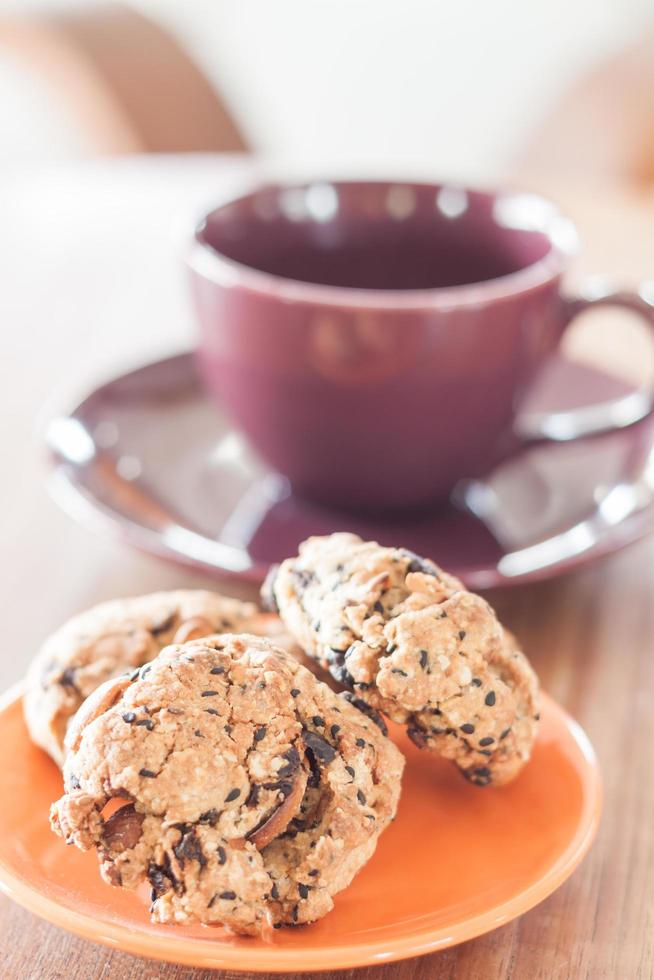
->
[0, 684, 602, 973]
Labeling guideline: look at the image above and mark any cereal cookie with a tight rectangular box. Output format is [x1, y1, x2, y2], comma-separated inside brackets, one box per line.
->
[265, 533, 539, 786]
[50, 634, 403, 935]
[25, 590, 285, 766]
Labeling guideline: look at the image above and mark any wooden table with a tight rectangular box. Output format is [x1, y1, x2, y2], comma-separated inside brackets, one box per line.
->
[1, 158, 653, 979]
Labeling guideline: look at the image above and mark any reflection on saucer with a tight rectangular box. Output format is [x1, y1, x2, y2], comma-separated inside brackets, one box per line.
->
[46, 352, 654, 588]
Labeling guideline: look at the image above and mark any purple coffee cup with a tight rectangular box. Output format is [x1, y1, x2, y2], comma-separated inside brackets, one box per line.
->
[187, 180, 654, 511]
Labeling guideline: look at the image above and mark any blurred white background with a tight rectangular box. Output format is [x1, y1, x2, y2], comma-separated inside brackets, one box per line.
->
[0, 0, 653, 177]
[1, 0, 654, 690]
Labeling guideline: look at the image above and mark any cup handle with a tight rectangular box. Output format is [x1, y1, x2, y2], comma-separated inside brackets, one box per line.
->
[515, 278, 654, 444]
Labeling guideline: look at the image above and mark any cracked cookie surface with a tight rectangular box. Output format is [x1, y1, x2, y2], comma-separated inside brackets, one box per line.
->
[50, 634, 404, 935]
[24, 590, 286, 766]
[265, 533, 539, 786]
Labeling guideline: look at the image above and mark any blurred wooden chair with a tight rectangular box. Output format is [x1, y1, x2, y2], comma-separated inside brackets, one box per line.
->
[0, 2, 247, 155]
[517, 26, 654, 189]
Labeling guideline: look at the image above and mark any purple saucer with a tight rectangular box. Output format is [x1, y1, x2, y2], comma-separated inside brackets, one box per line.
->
[45, 352, 654, 588]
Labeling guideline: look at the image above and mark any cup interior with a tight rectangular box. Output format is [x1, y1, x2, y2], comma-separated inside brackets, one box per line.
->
[196, 181, 565, 292]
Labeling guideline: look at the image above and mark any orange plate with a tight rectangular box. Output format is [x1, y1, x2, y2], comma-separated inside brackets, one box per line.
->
[0, 685, 600, 973]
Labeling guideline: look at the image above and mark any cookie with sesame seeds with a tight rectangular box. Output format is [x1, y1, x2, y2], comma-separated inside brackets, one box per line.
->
[265, 533, 540, 786]
[50, 633, 403, 935]
[24, 590, 288, 766]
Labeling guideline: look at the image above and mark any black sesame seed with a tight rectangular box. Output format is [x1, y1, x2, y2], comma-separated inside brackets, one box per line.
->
[391, 668, 408, 676]
[355, 738, 366, 748]
[459, 630, 466, 641]
[308, 869, 319, 877]
[205, 708, 220, 716]
[479, 736, 495, 746]
[373, 600, 384, 613]
[345, 765, 355, 778]
[419, 650, 428, 669]
[461, 723, 475, 734]
[122, 712, 136, 723]
[224, 724, 232, 735]
[219, 891, 237, 901]
[312, 715, 325, 728]
[357, 790, 366, 805]
[139, 768, 157, 778]
[225, 788, 240, 803]
[292, 905, 299, 922]
[298, 883, 310, 900]
[474, 767, 491, 778]
[194, 729, 204, 737]
[273, 922, 282, 929]
[401, 550, 439, 576]
[254, 726, 267, 742]
[217, 846, 226, 865]
[210, 666, 225, 675]
[199, 808, 219, 824]
[290, 689, 300, 698]
[201, 690, 219, 697]
[135, 719, 154, 730]
[485, 691, 496, 707]
[270, 883, 279, 899]
[330, 724, 341, 739]
[472, 677, 482, 687]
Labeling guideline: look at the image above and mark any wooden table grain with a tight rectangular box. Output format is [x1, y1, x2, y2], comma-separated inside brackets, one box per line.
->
[1, 159, 653, 980]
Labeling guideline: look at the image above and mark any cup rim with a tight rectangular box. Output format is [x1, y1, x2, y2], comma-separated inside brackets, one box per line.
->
[186, 179, 578, 309]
